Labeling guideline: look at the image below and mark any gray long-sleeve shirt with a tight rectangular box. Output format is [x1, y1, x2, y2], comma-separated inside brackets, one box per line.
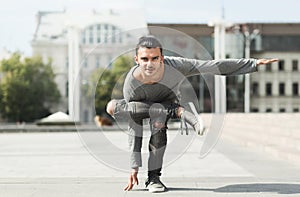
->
[124, 56, 258, 103]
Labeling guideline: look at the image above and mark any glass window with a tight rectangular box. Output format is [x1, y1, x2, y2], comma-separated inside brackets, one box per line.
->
[96, 56, 100, 68]
[83, 58, 88, 68]
[89, 34, 93, 44]
[293, 83, 299, 96]
[292, 60, 298, 71]
[265, 63, 272, 72]
[278, 60, 285, 71]
[266, 108, 272, 112]
[65, 57, 69, 68]
[251, 108, 259, 112]
[279, 108, 286, 113]
[96, 24, 101, 43]
[84, 110, 89, 123]
[262, 35, 300, 51]
[119, 34, 123, 43]
[266, 83, 272, 96]
[279, 83, 285, 96]
[82, 24, 122, 45]
[65, 81, 68, 98]
[252, 82, 259, 96]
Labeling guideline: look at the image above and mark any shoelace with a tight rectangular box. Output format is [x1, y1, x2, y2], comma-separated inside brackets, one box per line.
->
[180, 102, 204, 135]
[180, 109, 189, 135]
[145, 178, 150, 187]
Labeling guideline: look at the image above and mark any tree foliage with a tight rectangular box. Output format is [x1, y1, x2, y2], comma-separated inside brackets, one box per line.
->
[0, 53, 61, 122]
[85, 55, 134, 115]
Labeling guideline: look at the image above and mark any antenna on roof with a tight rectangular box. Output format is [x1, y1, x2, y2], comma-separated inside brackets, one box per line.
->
[221, 0, 225, 19]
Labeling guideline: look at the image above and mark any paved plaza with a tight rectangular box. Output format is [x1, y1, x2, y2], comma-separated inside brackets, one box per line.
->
[0, 113, 300, 196]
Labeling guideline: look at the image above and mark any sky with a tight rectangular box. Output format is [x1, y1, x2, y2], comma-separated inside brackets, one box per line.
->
[0, 0, 299, 56]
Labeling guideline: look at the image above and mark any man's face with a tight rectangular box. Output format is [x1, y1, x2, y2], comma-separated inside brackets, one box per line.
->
[135, 47, 164, 78]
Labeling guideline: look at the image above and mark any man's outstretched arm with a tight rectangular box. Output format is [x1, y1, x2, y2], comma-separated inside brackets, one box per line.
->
[164, 56, 278, 76]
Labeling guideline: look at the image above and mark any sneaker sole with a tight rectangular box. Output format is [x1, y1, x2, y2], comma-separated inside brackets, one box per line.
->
[148, 187, 166, 193]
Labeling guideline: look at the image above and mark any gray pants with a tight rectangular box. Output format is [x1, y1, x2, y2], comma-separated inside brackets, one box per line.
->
[114, 99, 175, 177]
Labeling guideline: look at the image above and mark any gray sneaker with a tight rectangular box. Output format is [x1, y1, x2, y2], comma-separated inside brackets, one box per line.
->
[145, 176, 167, 193]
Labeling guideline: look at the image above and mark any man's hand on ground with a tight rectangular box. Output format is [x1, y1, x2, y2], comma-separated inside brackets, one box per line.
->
[124, 168, 139, 191]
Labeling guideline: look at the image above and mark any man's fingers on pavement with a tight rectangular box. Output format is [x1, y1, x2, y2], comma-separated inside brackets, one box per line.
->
[124, 184, 132, 191]
[128, 184, 133, 191]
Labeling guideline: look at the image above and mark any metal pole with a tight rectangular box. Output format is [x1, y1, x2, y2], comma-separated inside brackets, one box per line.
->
[213, 20, 227, 113]
[220, 22, 226, 113]
[244, 32, 250, 113]
[243, 27, 259, 113]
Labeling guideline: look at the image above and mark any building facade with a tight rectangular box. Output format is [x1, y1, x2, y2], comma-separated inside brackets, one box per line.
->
[150, 23, 300, 113]
[248, 23, 300, 113]
[31, 9, 148, 122]
[31, 11, 300, 122]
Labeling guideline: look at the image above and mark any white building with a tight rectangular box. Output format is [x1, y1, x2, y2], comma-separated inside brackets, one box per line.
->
[246, 23, 300, 113]
[31, 9, 148, 122]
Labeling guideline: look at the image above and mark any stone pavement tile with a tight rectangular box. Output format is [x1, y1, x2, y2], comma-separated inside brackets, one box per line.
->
[215, 135, 300, 182]
[1, 130, 300, 197]
[1, 177, 300, 197]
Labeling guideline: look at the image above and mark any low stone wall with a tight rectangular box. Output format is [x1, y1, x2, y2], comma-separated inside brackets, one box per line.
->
[205, 113, 300, 165]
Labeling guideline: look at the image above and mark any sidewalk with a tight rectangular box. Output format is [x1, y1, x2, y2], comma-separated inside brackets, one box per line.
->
[0, 128, 299, 197]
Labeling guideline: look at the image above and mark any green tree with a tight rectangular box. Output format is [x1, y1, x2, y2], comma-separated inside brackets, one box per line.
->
[110, 55, 134, 99]
[85, 55, 133, 115]
[0, 53, 61, 122]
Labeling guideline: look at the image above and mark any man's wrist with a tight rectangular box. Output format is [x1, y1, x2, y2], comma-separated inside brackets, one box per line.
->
[132, 167, 139, 173]
[257, 59, 262, 65]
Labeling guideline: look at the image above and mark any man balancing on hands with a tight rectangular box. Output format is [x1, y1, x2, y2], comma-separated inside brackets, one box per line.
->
[106, 35, 278, 193]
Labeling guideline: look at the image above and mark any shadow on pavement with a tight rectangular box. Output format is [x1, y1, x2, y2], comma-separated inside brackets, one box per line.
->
[214, 183, 300, 195]
[166, 183, 300, 194]
[132, 189, 148, 192]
